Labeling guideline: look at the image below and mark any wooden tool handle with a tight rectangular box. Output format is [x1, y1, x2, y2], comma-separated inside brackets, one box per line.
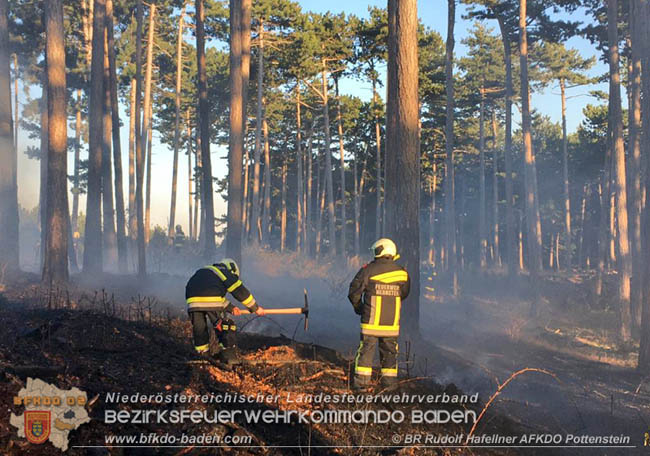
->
[263, 308, 305, 315]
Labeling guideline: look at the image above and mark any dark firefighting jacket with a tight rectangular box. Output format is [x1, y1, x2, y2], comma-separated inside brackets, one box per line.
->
[347, 257, 410, 337]
[185, 264, 259, 313]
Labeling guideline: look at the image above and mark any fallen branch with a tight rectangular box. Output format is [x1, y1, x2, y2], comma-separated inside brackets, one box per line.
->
[468, 367, 558, 439]
[299, 369, 345, 382]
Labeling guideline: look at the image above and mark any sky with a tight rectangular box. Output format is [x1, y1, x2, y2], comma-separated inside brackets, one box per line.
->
[15, 0, 612, 232]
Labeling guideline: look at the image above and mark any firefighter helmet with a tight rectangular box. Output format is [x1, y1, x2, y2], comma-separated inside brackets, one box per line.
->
[370, 238, 398, 259]
[221, 258, 240, 276]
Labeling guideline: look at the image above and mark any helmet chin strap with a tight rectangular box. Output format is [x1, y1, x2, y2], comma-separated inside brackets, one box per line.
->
[393, 254, 400, 260]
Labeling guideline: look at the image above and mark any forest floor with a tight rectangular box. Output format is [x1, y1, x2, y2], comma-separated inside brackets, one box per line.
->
[1, 251, 649, 455]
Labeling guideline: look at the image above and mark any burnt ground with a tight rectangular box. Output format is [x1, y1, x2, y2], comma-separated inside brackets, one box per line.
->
[419, 269, 650, 456]
[2, 259, 650, 455]
[0, 272, 515, 456]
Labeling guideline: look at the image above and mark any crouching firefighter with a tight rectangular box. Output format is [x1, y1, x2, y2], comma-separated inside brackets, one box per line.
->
[186, 259, 265, 364]
[348, 238, 410, 389]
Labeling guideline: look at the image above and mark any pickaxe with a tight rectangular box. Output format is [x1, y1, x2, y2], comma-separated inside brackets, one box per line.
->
[259, 288, 309, 331]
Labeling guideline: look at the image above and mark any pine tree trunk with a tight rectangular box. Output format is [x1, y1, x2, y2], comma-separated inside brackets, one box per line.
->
[560, 78, 571, 270]
[251, 21, 264, 245]
[83, 0, 106, 275]
[280, 155, 287, 252]
[196, 0, 215, 257]
[142, 4, 155, 249]
[429, 160, 437, 266]
[145, 102, 152, 244]
[128, 78, 136, 244]
[241, 0, 251, 243]
[295, 85, 303, 252]
[607, 0, 632, 342]
[497, 16, 516, 277]
[443, 0, 458, 295]
[105, 0, 126, 271]
[637, 0, 650, 373]
[306, 126, 314, 254]
[0, 0, 19, 270]
[491, 109, 500, 267]
[227, 0, 244, 264]
[72, 90, 82, 234]
[373, 81, 382, 239]
[262, 116, 271, 246]
[39, 75, 48, 269]
[321, 64, 336, 255]
[479, 90, 487, 269]
[168, 5, 185, 238]
[186, 109, 194, 241]
[386, 0, 420, 333]
[628, 1, 643, 330]
[42, 0, 69, 283]
[335, 78, 346, 255]
[134, 0, 146, 277]
[519, 0, 543, 313]
[578, 183, 589, 268]
[102, 29, 117, 269]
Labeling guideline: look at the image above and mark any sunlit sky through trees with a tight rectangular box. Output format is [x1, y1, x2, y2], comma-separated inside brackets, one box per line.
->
[14, 0, 610, 231]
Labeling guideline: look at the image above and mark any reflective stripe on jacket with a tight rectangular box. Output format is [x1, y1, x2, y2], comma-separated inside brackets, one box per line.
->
[185, 264, 258, 312]
[348, 258, 410, 337]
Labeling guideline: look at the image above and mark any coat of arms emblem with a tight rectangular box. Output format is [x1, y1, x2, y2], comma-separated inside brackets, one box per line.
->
[24, 411, 51, 444]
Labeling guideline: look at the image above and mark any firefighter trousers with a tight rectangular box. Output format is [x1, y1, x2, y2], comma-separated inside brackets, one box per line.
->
[189, 310, 236, 353]
[353, 334, 398, 386]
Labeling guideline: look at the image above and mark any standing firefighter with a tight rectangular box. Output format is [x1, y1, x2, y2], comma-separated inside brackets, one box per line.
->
[348, 239, 410, 389]
[186, 259, 264, 364]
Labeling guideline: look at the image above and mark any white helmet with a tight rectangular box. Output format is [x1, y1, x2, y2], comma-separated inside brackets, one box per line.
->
[370, 238, 399, 259]
[220, 258, 240, 276]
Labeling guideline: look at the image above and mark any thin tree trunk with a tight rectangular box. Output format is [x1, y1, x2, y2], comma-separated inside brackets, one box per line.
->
[280, 154, 287, 252]
[241, 0, 251, 243]
[39, 74, 48, 269]
[105, 0, 126, 271]
[134, 0, 146, 277]
[0, 0, 18, 269]
[491, 109, 500, 267]
[186, 109, 193, 241]
[315, 146, 324, 255]
[296, 85, 303, 253]
[335, 78, 346, 255]
[443, 0, 458, 295]
[429, 160, 437, 266]
[251, 21, 264, 245]
[628, 2, 643, 330]
[479, 89, 487, 269]
[42, 0, 68, 283]
[519, 0, 542, 313]
[386, 0, 420, 333]
[560, 78, 572, 270]
[262, 116, 271, 245]
[607, 0, 632, 342]
[72, 89, 82, 234]
[227, 0, 244, 264]
[128, 78, 136, 243]
[145, 102, 152, 244]
[321, 63, 336, 255]
[194, 133, 201, 242]
[306, 126, 313, 253]
[196, 0, 215, 257]
[83, 0, 106, 275]
[497, 16, 516, 277]
[142, 3, 155, 251]
[373, 80, 382, 239]
[168, 4, 185, 238]
[102, 27, 117, 268]
[578, 183, 588, 268]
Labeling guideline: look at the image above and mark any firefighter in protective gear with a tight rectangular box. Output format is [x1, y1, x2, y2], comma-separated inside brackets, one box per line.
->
[348, 238, 410, 388]
[173, 225, 186, 252]
[185, 259, 265, 359]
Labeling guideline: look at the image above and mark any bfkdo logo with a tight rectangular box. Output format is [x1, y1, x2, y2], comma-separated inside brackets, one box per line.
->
[24, 411, 51, 444]
[10, 378, 91, 451]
